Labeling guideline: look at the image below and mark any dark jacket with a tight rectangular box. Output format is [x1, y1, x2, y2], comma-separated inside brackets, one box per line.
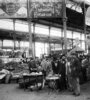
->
[59, 60, 66, 77]
[52, 60, 60, 74]
[70, 58, 81, 78]
[28, 60, 37, 73]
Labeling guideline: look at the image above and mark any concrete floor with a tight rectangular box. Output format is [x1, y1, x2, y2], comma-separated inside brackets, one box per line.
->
[0, 82, 90, 100]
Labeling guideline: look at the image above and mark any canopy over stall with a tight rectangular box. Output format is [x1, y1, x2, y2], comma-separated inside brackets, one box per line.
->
[67, 46, 84, 56]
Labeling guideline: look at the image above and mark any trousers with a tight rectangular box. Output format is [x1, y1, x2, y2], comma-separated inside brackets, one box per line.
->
[72, 77, 80, 95]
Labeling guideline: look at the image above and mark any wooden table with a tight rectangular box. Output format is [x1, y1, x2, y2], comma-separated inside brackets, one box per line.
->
[21, 73, 44, 91]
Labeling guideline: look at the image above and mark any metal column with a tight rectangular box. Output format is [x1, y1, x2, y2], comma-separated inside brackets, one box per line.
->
[27, 0, 33, 57]
[83, 1, 87, 51]
[62, 0, 67, 54]
[33, 23, 36, 58]
[13, 19, 16, 50]
[49, 26, 51, 55]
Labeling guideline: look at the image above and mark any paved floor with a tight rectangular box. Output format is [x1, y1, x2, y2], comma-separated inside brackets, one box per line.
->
[0, 81, 90, 100]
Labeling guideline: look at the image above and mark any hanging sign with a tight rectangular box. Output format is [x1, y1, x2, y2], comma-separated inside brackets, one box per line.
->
[0, 0, 27, 18]
[30, 0, 63, 18]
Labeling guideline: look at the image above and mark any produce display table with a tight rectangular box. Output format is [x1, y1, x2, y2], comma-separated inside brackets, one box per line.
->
[46, 75, 61, 90]
[11, 74, 20, 83]
[19, 72, 44, 91]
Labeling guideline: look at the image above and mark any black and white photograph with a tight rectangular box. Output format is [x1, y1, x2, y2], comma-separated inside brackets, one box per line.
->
[0, 0, 90, 100]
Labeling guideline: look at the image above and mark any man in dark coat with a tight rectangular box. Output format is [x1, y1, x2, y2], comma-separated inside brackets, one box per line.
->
[52, 57, 59, 74]
[70, 55, 81, 96]
[58, 56, 67, 90]
[28, 58, 37, 73]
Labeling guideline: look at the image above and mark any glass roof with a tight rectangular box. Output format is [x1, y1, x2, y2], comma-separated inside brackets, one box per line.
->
[70, 0, 90, 5]
[67, 0, 82, 13]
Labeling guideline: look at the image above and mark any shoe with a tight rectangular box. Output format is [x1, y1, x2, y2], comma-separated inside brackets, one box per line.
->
[73, 93, 80, 96]
[75, 93, 80, 96]
[72, 92, 76, 95]
[68, 88, 73, 92]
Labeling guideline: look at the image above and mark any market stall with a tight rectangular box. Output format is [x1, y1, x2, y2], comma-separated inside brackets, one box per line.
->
[19, 72, 44, 91]
[67, 46, 84, 57]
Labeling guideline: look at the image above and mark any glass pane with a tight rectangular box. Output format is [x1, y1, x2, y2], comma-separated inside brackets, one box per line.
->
[73, 32, 81, 40]
[15, 41, 19, 47]
[20, 41, 29, 48]
[35, 24, 49, 35]
[81, 34, 85, 40]
[15, 20, 33, 33]
[50, 43, 55, 50]
[0, 19, 13, 30]
[50, 27, 61, 37]
[82, 41, 85, 50]
[20, 41, 24, 48]
[24, 42, 29, 47]
[35, 42, 44, 58]
[55, 44, 62, 50]
[15, 22, 28, 32]
[67, 30, 72, 38]
[3, 40, 14, 47]
[78, 43, 81, 47]
[45, 43, 49, 55]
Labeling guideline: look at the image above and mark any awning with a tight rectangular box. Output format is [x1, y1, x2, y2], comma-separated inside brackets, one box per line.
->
[67, 46, 84, 56]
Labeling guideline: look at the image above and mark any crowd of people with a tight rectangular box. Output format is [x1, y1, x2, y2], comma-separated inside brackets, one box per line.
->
[27, 53, 89, 96]
[0, 52, 89, 96]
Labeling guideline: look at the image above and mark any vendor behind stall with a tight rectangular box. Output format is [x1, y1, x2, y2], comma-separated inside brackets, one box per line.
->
[52, 57, 60, 74]
[28, 58, 37, 73]
[58, 56, 67, 90]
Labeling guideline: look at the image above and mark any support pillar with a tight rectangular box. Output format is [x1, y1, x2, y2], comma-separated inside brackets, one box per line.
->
[13, 19, 16, 50]
[27, 0, 33, 57]
[49, 26, 51, 55]
[62, 0, 67, 54]
[33, 23, 36, 58]
[82, 1, 87, 51]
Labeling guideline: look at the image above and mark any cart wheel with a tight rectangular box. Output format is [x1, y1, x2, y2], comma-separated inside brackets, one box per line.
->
[37, 83, 43, 90]
[48, 81, 57, 90]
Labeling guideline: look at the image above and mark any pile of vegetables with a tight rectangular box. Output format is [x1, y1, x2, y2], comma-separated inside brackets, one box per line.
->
[5, 61, 29, 74]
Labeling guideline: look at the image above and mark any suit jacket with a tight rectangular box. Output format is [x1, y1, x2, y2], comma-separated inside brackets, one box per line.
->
[70, 58, 81, 78]
[59, 60, 66, 77]
[52, 61, 60, 74]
